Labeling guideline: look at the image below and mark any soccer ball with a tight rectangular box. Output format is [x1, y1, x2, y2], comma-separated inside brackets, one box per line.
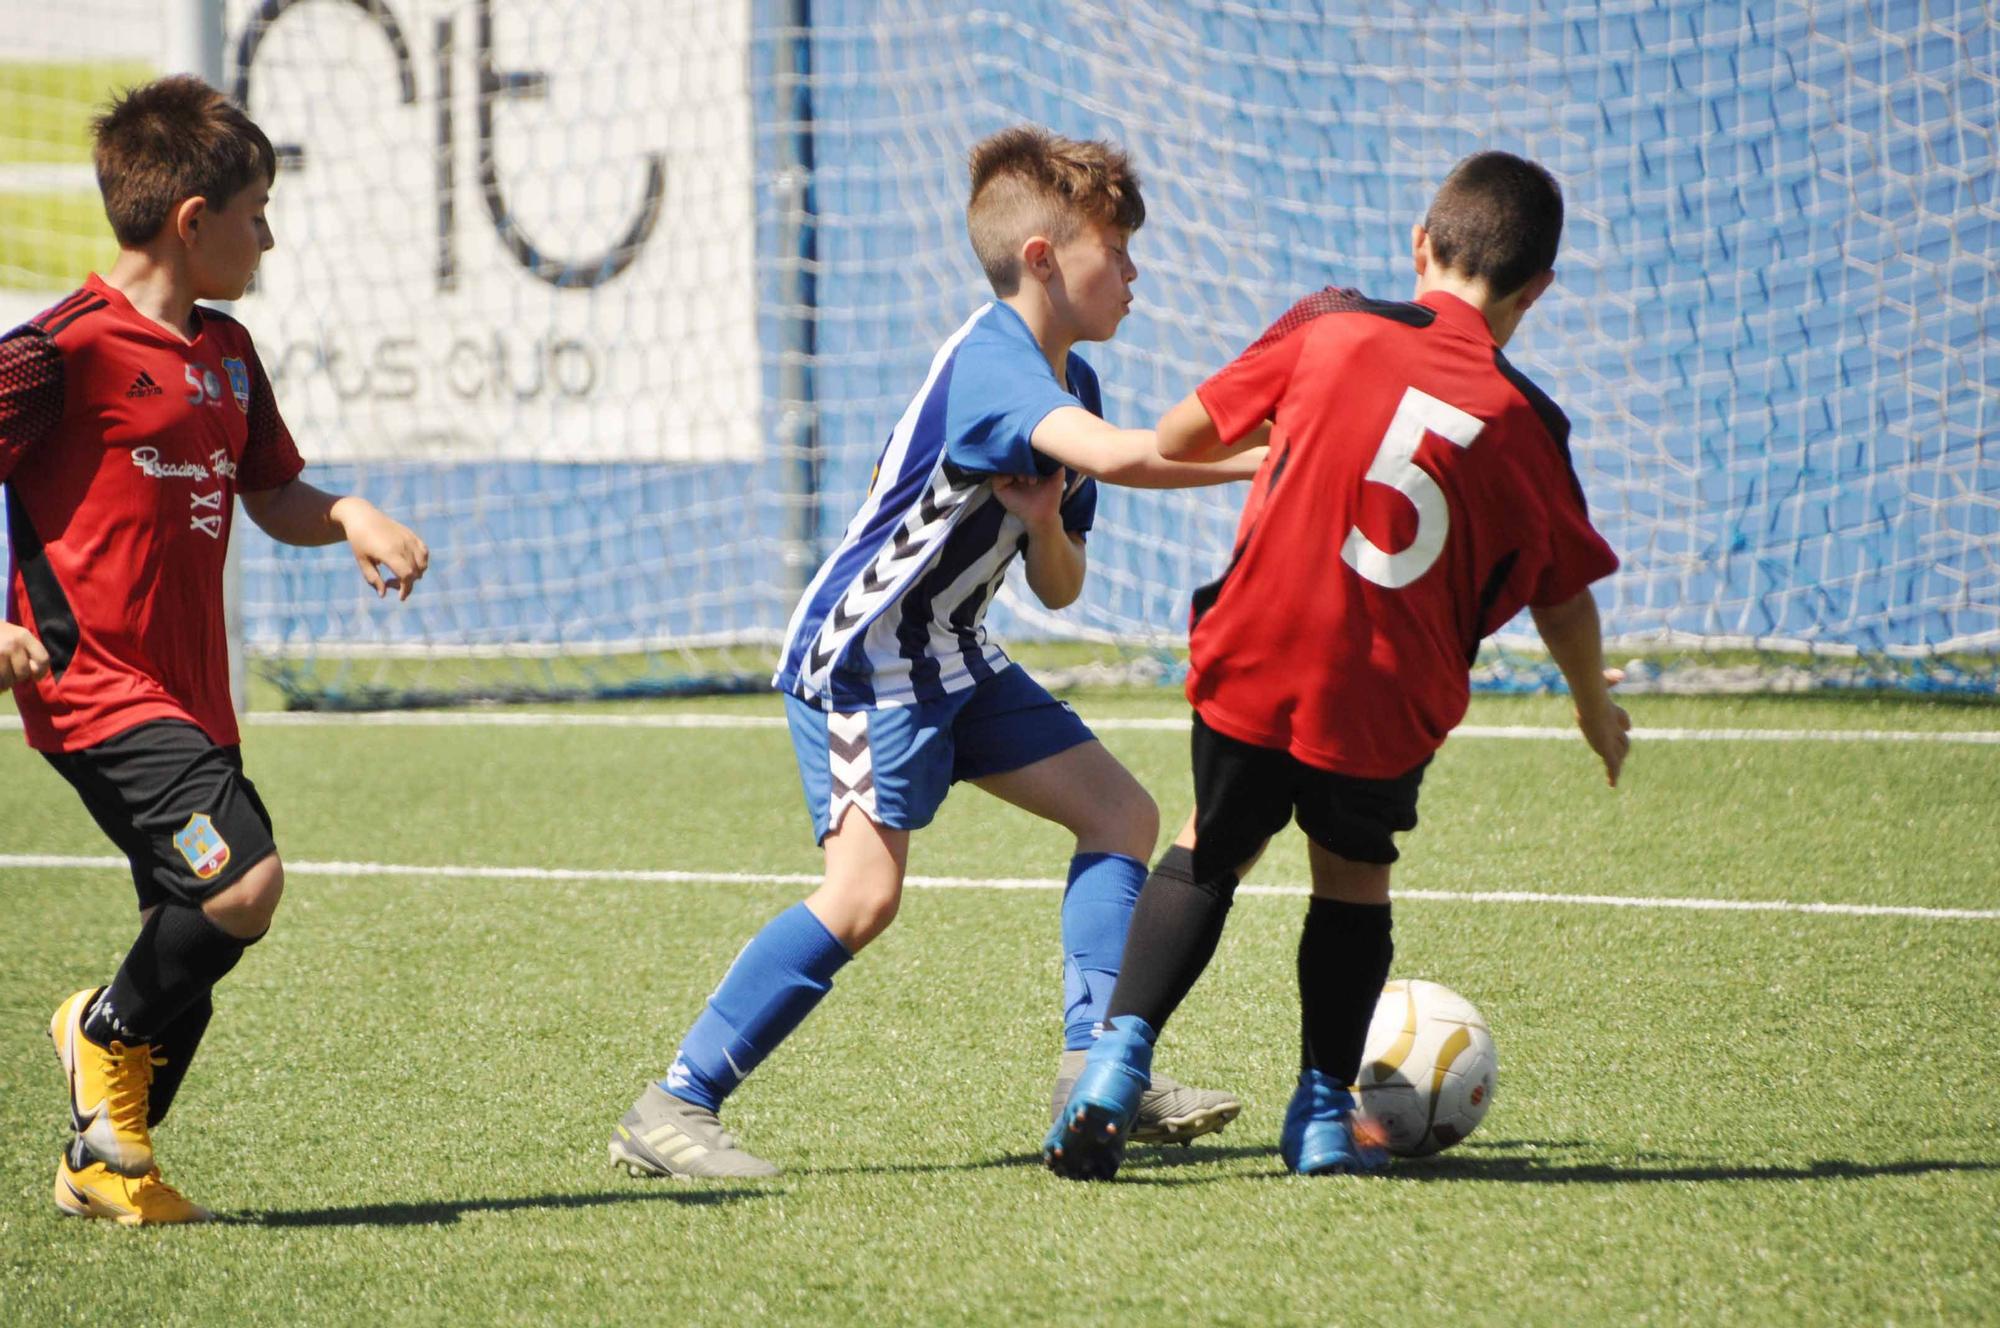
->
[1352, 979, 1496, 1157]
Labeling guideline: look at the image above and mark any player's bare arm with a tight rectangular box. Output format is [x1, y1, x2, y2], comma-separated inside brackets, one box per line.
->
[241, 480, 431, 601]
[0, 621, 50, 689]
[993, 471, 1085, 608]
[1156, 391, 1272, 464]
[1031, 407, 1260, 489]
[1531, 589, 1631, 787]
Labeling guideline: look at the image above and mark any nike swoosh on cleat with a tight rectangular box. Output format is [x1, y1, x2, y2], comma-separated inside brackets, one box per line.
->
[58, 1172, 130, 1220]
[68, 1059, 111, 1139]
[62, 1031, 95, 1132]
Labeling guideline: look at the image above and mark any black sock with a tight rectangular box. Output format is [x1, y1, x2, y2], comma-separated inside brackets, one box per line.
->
[84, 905, 254, 1047]
[147, 993, 214, 1128]
[1297, 898, 1394, 1083]
[1103, 845, 1236, 1033]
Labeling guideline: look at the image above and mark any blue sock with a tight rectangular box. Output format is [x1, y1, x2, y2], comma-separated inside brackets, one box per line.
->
[1060, 852, 1147, 1051]
[661, 903, 851, 1111]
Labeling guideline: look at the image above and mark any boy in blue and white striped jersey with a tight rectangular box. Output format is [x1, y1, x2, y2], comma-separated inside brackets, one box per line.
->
[610, 127, 1265, 1178]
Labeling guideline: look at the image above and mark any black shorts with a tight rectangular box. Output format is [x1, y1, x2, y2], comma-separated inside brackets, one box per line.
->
[1189, 712, 1427, 878]
[44, 720, 277, 911]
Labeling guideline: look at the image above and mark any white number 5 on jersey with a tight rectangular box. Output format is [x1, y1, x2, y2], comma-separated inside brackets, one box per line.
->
[184, 363, 223, 406]
[1341, 385, 1485, 589]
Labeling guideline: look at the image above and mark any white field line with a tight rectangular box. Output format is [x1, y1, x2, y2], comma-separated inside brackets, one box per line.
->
[3, 853, 1994, 923]
[3, 711, 1995, 744]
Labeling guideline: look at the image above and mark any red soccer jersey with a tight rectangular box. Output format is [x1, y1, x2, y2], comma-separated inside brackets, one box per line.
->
[0, 274, 304, 752]
[1186, 288, 1619, 778]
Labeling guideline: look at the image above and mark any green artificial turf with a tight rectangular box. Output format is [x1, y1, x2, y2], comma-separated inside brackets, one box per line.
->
[1, 693, 1995, 1324]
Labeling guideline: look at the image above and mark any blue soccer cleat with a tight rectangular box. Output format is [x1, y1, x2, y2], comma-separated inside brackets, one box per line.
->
[1280, 1068, 1390, 1176]
[1042, 1016, 1156, 1181]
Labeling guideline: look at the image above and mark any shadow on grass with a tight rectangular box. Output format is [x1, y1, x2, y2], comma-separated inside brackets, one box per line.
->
[814, 1141, 1277, 1183]
[1385, 1154, 2000, 1185]
[826, 1136, 2000, 1189]
[230, 1184, 773, 1229]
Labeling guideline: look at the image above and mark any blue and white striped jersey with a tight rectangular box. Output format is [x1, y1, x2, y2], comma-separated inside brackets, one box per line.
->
[775, 302, 1101, 709]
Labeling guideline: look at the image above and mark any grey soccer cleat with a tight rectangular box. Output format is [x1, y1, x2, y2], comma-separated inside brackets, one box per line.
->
[1050, 1049, 1242, 1146]
[609, 1083, 780, 1179]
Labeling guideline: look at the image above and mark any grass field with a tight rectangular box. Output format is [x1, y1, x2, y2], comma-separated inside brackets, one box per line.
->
[1, 690, 1996, 1325]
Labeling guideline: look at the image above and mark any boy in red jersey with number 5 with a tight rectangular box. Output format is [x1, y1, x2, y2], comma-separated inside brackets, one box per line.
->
[0, 77, 428, 1223]
[1047, 151, 1629, 1180]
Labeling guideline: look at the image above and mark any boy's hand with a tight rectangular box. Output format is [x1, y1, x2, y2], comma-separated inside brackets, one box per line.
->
[0, 622, 50, 689]
[1576, 694, 1631, 786]
[991, 471, 1065, 533]
[335, 499, 431, 600]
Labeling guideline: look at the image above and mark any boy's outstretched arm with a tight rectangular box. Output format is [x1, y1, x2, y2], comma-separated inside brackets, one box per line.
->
[1531, 589, 1630, 786]
[1156, 390, 1271, 463]
[992, 471, 1085, 609]
[1031, 407, 1261, 489]
[241, 479, 431, 600]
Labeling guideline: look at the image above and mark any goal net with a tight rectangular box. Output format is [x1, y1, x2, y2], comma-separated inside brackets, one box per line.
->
[3, 1, 1994, 703]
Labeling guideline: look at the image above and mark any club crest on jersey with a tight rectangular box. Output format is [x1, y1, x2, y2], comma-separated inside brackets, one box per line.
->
[222, 357, 250, 414]
[173, 813, 231, 880]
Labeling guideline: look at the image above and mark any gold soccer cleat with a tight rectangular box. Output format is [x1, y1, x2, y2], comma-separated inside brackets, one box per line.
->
[49, 987, 159, 1177]
[54, 1153, 213, 1226]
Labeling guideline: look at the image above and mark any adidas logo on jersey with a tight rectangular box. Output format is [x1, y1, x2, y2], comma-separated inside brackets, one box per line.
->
[124, 371, 162, 399]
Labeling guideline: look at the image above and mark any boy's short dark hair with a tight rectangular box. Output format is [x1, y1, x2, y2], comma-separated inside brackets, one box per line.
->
[92, 75, 276, 247]
[1422, 152, 1564, 299]
[966, 126, 1145, 295]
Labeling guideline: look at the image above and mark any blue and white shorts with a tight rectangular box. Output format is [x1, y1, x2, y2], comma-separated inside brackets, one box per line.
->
[784, 664, 1095, 843]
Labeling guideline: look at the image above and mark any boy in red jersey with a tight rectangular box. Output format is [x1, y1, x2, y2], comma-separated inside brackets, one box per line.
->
[0, 77, 428, 1223]
[1047, 151, 1629, 1180]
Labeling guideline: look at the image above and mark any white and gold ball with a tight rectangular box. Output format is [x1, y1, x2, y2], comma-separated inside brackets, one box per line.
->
[1352, 978, 1496, 1157]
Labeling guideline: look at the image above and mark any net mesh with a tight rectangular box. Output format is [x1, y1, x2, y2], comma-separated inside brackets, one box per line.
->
[1, 1, 1994, 702]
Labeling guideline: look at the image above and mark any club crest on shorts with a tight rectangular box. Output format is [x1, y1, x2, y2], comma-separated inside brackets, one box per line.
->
[173, 812, 231, 880]
[222, 356, 250, 413]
